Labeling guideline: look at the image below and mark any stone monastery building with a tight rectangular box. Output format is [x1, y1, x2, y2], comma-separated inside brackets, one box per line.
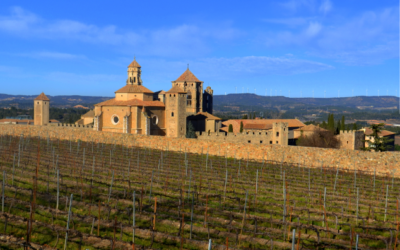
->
[92, 58, 214, 138]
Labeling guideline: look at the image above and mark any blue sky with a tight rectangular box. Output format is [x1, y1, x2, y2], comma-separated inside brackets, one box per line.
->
[0, 0, 398, 97]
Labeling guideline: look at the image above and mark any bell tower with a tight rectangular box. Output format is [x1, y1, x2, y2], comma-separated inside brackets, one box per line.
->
[34, 92, 50, 126]
[126, 57, 142, 85]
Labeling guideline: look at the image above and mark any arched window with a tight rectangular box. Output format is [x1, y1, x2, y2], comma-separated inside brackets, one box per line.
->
[187, 91, 192, 106]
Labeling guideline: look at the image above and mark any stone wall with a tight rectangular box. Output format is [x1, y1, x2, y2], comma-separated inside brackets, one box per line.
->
[196, 122, 289, 146]
[1, 124, 399, 177]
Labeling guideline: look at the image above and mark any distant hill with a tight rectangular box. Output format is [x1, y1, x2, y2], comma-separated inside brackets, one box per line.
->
[213, 94, 398, 109]
[0, 93, 398, 110]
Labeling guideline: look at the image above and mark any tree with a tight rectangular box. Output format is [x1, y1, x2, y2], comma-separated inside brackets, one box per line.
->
[336, 120, 341, 135]
[240, 121, 244, 133]
[327, 114, 335, 132]
[242, 114, 248, 119]
[362, 123, 394, 152]
[228, 124, 233, 133]
[341, 116, 345, 131]
[352, 123, 358, 130]
[297, 128, 340, 149]
[321, 121, 327, 129]
[186, 121, 197, 138]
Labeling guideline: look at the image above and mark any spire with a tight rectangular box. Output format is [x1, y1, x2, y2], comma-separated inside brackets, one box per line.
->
[34, 92, 50, 101]
[128, 57, 141, 68]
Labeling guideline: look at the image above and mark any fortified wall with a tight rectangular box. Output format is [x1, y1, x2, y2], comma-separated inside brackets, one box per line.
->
[196, 122, 289, 145]
[0, 124, 399, 177]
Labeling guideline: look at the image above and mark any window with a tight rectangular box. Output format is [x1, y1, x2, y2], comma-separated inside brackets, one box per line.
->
[248, 140, 251, 143]
[171, 112, 174, 117]
[260, 141, 263, 144]
[45, 102, 46, 105]
[347, 141, 349, 144]
[152, 115, 158, 125]
[121, 95, 123, 97]
[276, 132, 279, 136]
[265, 132, 268, 135]
[187, 91, 192, 106]
[276, 141, 278, 144]
[111, 115, 119, 125]
[37, 102, 39, 104]
[253, 132, 255, 135]
[270, 141, 272, 144]
[134, 77, 136, 83]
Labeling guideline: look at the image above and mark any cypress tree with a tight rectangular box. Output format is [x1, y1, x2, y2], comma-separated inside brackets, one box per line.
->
[186, 121, 197, 138]
[228, 124, 233, 133]
[336, 120, 341, 135]
[352, 123, 358, 130]
[240, 121, 244, 133]
[341, 116, 345, 131]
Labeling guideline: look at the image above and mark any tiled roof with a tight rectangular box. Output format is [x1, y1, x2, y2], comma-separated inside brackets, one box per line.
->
[34, 92, 50, 101]
[115, 85, 153, 94]
[293, 124, 327, 131]
[363, 128, 395, 137]
[81, 110, 95, 118]
[0, 119, 33, 124]
[188, 112, 222, 121]
[197, 112, 222, 120]
[49, 119, 60, 123]
[220, 119, 305, 134]
[166, 86, 186, 93]
[174, 69, 201, 82]
[158, 90, 166, 94]
[243, 123, 273, 130]
[128, 59, 141, 68]
[75, 119, 84, 125]
[95, 98, 165, 107]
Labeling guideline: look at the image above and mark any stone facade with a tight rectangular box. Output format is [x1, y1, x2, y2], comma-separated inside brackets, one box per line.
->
[91, 59, 213, 138]
[337, 130, 365, 150]
[33, 93, 50, 126]
[1, 124, 399, 177]
[196, 122, 289, 146]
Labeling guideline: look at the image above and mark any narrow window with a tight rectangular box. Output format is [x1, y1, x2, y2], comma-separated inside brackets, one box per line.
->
[276, 132, 279, 136]
[171, 112, 174, 117]
[276, 141, 278, 144]
[270, 141, 272, 144]
[260, 140, 263, 144]
[347, 141, 349, 144]
[248, 140, 251, 143]
[37, 102, 39, 104]
[134, 77, 136, 83]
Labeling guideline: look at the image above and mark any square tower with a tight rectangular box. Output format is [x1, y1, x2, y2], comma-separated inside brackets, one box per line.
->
[165, 86, 187, 138]
[272, 122, 289, 145]
[171, 68, 204, 116]
[34, 92, 50, 126]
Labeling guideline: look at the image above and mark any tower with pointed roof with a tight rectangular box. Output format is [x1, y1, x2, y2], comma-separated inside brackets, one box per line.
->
[171, 68, 204, 115]
[34, 92, 50, 126]
[126, 58, 142, 86]
[165, 86, 187, 138]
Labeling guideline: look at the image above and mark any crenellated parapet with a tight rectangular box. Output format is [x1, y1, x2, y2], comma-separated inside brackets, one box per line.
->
[48, 123, 94, 129]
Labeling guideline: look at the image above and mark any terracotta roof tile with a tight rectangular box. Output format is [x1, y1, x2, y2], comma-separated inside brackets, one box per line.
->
[115, 85, 153, 94]
[220, 119, 305, 134]
[128, 59, 141, 68]
[174, 69, 201, 82]
[293, 124, 327, 131]
[81, 110, 95, 118]
[363, 128, 395, 137]
[166, 86, 186, 93]
[95, 98, 165, 107]
[197, 112, 222, 120]
[34, 92, 50, 101]
[243, 123, 273, 130]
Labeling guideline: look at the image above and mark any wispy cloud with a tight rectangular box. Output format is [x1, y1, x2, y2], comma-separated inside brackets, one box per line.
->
[44, 72, 122, 85]
[261, 6, 398, 65]
[17, 51, 86, 60]
[0, 7, 240, 57]
[319, 0, 332, 14]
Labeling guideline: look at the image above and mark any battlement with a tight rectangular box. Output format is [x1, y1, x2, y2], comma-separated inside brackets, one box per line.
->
[48, 123, 94, 129]
[340, 130, 364, 135]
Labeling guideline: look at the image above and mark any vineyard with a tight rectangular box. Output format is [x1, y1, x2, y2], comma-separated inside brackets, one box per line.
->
[0, 134, 398, 249]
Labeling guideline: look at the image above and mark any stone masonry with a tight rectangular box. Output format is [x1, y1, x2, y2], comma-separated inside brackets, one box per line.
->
[1, 124, 399, 177]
